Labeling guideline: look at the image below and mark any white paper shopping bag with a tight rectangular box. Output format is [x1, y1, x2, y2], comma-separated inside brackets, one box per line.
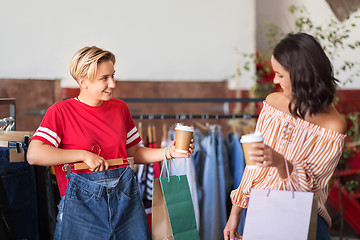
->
[243, 189, 317, 240]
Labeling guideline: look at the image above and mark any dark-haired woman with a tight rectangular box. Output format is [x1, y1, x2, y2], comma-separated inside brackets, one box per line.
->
[224, 32, 346, 240]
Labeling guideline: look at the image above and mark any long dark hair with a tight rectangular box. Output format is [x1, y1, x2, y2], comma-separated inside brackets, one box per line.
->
[273, 33, 339, 118]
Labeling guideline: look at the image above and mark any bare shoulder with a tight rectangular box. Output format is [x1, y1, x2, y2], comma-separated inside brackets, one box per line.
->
[265, 92, 291, 114]
[309, 106, 347, 134]
[322, 109, 347, 134]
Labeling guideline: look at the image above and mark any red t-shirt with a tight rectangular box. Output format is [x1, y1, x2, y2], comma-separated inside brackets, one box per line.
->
[31, 98, 141, 196]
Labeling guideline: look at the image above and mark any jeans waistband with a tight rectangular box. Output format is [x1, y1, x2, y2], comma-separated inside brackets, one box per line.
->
[67, 167, 133, 198]
[0, 142, 28, 165]
[0, 141, 27, 150]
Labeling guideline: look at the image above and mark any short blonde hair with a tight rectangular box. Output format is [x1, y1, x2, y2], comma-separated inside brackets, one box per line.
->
[70, 46, 116, 82]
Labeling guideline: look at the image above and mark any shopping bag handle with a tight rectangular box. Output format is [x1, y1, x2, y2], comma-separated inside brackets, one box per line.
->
[267, 155, 299, 198]
[161, 147, 170, 179]
[160, 147, 181, 182]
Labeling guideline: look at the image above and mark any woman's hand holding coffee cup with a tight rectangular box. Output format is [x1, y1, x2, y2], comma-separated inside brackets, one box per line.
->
[241, 132, 286, 168]
[166, 139, 195, 159]
[240, 132, 264, 168]
[248, 142, 285, 168]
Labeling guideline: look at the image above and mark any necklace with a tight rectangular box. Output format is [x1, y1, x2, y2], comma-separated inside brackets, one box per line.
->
[75, 96, 104, 106]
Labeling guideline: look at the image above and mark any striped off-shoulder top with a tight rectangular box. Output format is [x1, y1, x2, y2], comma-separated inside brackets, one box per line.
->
[230, 101, 346, 227]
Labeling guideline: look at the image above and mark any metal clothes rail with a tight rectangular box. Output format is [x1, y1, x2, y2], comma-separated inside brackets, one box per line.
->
[22, 97, 264, 119]
[0, 98, 16, 130]
[131, 114, 258, 120]
[120, 98, 264, 103]
[0, 117, 15, 128]
[120, 97, 263, 119]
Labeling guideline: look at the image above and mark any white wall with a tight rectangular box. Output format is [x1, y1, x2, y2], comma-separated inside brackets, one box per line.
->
[0, 0, 256, 89]
[256, 0, 360, 89]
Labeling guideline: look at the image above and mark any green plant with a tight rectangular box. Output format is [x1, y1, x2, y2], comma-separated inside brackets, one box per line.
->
[288, 5, 360, 86]
[335, 112, 360, 239]
[235, 50, 277, 99]
[239, 4, 360, 98]
[339, 112, 360, 166]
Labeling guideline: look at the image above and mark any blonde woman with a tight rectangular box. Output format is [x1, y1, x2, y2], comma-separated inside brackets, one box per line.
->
[27, 46, 194, 240]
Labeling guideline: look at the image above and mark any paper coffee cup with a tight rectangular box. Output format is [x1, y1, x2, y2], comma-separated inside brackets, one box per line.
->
[175, 123, 194, 153]
[240, 132, 264, 167]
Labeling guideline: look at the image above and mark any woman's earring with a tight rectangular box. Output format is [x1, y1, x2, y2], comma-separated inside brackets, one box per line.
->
[79, 78, 88, 89]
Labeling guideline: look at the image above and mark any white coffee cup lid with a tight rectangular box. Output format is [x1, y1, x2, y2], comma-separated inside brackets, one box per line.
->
[240, 131, 264, 143]
[175, 123, 194, 132]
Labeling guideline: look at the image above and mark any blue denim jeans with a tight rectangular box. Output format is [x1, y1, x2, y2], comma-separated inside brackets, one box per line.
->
[0, 142, 38, 240]
[192, 130, 206, 208]
[226, 133, 247, 235]
[200, 127, 224, 240]
[54, 167, 151, 240]
[0, 176, 14, 240]
[316, 215, 331, 240]
[215, 127, 229, 230]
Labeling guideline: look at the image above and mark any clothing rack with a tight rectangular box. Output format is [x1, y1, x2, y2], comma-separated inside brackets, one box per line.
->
[0, 117, 15, 128]
[120, 97, 263, 103]
[0, 98, 16, 130]
[131, 114, 258, 119]
[120, 97, 264, 119]
[23, 97, 264, 120]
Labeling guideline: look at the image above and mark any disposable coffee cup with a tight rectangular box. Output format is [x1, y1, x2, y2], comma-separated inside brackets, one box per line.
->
[240, 132, 264, 168]
[175, 123, 194, 153]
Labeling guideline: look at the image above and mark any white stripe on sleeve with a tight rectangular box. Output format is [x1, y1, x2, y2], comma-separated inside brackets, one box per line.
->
[33, 132, 59, 147]
[127, 126, 137, 138]
[126, 132, 140, 145]
[38, 126, 61, 144]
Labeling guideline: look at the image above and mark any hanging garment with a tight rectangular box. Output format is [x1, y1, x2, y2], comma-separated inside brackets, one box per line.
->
[0, 142, 39, 240]
[224, 132, 247, 234]
[0, 176, 14, 240]
[218, 131, 234, 217]
[215, 126, 234, 228]
[192, 130, 206, 211]
[214, 126, 229, 229]
[197, 126, 226, 240]
[136, 135, 161, 234]
[136, 140, 146, 198]
[34, 166, 58, 239]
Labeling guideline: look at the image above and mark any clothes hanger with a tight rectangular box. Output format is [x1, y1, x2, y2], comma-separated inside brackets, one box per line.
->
[190, 124, 196, 137]
[0, 118, 32, 162]
[62, 157, 135, 176]
[162, 122, 167, 143]
[195, 122, 211, 134]
[138, 121, 143, 140]
[0, 131, 33, 141]
[62, 144, 135, 174]
[231, 123, 238, 135]
[147, 124, 153, 146]
[0, 118, 33, 146]
[152, 124, 157, 147]
[72, 157, 134, 171]
[241, 124, 255, 135]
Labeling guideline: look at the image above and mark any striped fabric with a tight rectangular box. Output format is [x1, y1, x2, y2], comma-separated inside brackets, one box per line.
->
[230, 101, 346, 227]
[33, 126, 61, 148]
[126, 126, 140, 146]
